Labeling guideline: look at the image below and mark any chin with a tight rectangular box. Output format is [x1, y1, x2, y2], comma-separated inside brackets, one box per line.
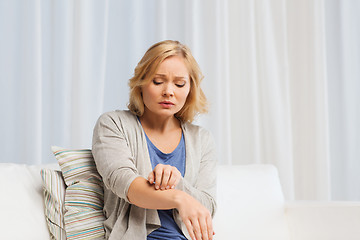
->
[156, 110, 178, 118]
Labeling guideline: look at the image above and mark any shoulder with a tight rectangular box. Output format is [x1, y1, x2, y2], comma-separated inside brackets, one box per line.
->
[94, 110, 140, 136]
[182, 121, 212, 138]
[97, 110, 137, 126]
[182, 122, 214, 148]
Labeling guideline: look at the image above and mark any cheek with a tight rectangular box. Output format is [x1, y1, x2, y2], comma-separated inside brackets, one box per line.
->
[142, 86, 157, 99]
[179, 88, 191, 103]
[184, 86, 191, 99]
[141, 88, 154, 106]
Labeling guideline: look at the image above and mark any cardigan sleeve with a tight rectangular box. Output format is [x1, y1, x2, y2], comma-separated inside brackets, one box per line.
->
[92, 112, 140, 203]
[176, 128, 217, 218]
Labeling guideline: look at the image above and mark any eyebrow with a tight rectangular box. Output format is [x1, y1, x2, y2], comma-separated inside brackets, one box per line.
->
[154, 74, 189, 80]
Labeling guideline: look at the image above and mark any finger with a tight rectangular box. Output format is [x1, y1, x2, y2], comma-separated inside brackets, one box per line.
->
[148, 171, 155, 185]
[154, 165, 163, 190]
[172, 173, 181, 189]
[160, 167, 171, 190]
[167, 169, 180, 189]
[184, 219, 196, 240]
[167, 173, 176, 189]
[191, 219, 202, 240]
[206, 216, 213, 240]
[199, 217, 209, 240]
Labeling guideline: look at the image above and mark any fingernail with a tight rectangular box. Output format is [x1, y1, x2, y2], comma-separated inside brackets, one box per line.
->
[155, 185, 159, 190]
[166, 186, 170, 190]
[171, 185, 175, 189]
[161, 186, 165, 190]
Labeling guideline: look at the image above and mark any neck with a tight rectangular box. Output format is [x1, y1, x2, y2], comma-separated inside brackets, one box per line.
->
[139, 111, 180, 133]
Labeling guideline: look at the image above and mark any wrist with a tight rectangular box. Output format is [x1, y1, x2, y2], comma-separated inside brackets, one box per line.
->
[172, 189, 188, 209]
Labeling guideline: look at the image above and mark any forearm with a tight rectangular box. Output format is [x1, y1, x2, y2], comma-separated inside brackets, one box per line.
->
[127, 176, 185, 210]
[128, 177, 214, 240]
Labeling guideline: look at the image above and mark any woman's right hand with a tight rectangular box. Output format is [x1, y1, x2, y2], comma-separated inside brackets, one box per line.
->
[176, 192, 214, 240]
[148, 163, 182, 190]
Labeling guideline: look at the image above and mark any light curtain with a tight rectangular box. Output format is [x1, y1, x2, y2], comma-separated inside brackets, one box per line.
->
[325, 0, 360, 201]
[0, 0, 359, 201]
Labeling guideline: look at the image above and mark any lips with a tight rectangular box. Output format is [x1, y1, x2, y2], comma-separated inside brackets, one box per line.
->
[159, 101, 174, 108]
[159, 101, 174, 105]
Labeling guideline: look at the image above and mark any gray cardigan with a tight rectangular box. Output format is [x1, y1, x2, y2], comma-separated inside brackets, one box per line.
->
[92, 110, 217, 240]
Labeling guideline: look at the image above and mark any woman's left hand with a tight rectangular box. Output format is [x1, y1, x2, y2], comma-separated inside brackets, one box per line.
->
[148, 164, 182, 190]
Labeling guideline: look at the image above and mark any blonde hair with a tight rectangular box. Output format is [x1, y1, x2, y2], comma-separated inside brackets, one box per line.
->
[128, 40, 208, 123]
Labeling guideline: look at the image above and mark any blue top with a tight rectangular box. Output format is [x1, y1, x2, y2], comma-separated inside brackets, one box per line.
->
[145, 132, 187, 240]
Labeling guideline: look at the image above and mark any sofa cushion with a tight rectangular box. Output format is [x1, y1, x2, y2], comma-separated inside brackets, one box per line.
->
[0, 163, 58, 240]
[51, 146, 105, 239]
[213, 164, 291, 240]
[40, 169, 67, 240]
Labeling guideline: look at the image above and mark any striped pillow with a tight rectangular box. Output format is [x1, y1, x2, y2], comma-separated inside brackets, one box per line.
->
[51, 146, 106, 240]
[40, 169, 67, 240]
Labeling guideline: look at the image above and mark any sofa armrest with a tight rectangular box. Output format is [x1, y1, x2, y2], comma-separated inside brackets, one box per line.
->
[285, 201, 360, 240]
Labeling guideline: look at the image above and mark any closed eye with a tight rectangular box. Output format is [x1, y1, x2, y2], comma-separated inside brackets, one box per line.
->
[153, 79, 163, 85]
[175, 83, 186, 88]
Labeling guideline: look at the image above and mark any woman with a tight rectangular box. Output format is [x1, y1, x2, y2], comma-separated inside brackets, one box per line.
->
[92, 40, 217, 240]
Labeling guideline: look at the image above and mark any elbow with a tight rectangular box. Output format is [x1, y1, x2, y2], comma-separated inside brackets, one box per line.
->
[104, 168, 140, 203]
[126, 176, 145, 205]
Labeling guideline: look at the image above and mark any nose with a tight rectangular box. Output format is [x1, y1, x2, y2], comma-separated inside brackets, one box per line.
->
[162, 83, 174, 97]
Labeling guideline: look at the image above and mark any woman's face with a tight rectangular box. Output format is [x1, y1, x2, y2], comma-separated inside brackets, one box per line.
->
[141, 55, 191, 119]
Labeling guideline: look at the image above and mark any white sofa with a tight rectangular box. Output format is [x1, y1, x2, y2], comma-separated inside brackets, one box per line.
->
[213, 165, 360, 240]
[0, 163, 359, 240]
